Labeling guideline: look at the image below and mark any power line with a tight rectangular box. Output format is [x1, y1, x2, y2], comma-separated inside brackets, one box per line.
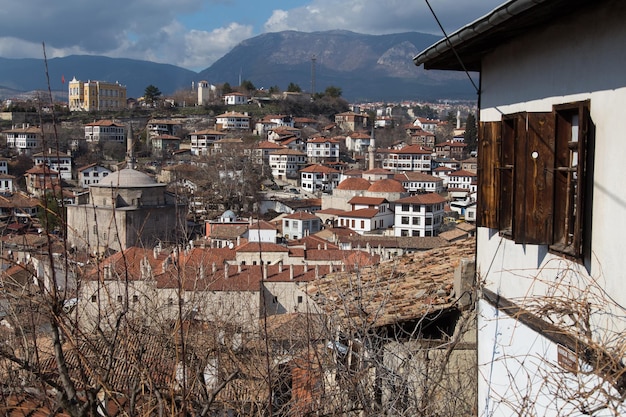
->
[424, 0, 480, 95]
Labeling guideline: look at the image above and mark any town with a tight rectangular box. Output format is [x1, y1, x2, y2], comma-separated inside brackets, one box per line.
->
[0, 76, 479, 414]
[1, 0, 626, 415]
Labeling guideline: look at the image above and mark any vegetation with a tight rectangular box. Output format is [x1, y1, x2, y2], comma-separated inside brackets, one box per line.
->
[143, 84, 162, 106]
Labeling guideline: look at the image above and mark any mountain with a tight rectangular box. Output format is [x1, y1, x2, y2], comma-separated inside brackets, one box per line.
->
[0, 31, 476, 103]
[198, 30, 476, 102]
[0, 56, 197, 99]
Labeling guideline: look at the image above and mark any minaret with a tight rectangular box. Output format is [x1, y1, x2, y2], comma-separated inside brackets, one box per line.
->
[126, 122, 135, 170]
[368, 125, 376, 171]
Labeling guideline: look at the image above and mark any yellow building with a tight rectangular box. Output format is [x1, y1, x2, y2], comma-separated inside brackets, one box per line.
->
[68, 77, 127, 111]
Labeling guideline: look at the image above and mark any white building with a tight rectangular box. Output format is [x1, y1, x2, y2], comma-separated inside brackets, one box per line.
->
[0, 158, 8, 175]
[415, 0, 626, 415]
[188, 129, 226, 156]
[393, 193, 445, 237]
[32, 150, 73, 180]
[3, 124, 42, 155]
[394, 171, 444, 194]
[223, 92, 249, 105]
[84, 120, 125, 143]
[300, 164, 341, 193]
[0, 174, 15, 194]
[269, 149, 307, 181]
[282, 212, 321, 240]
[380, 144, 432, 173]
[306, 137, 340, 162]
[215, 111, 251, 131]
[146, 119, 181, 139]
[77, 164, 112, 188]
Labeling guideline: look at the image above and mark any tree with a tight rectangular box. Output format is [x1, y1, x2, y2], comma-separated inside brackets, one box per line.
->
[240, 79, 256, 93]
[464, 113, 478, 151]
[143, 84, 162, 106]
[37, 191, 65, 234]
[287, 82, 302, 93]
[222, 82, 233, 94]
[323, 85, 342, 98]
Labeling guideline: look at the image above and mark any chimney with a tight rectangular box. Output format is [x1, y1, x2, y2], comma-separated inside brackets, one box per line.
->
[317, 244, 320, 250]
[304, 263, 308, 273]
[224, 263, 229, 280]
[153, 246, 158, 259]
[324, 242, 328, 250]
[341, 263, 346, 272]
[238, 263, 242, 273]
[315, 264, 319, 279]
[212, 262, 217, 274]
[263, 264, 268, 280]
[290, 264, 294, 280]
[278, 261, 283, 273]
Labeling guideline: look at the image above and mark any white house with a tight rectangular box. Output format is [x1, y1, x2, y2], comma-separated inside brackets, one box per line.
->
[446, 169, 477, 199]
[394, 171, 444, 194]
[269, 149, 307, 181]
[84, 120, 125, 143]
[344, 131, 371, 153]
[146, 119, 181, 139]
[282, 212, 321, 240]
[245, 220, 277, 243]
[0, 174, 15, 194]
[32, 150, 73, 180]
[336, 207, 393, 235]
[188, 129, 226, 156]
[215, 111, 251, 131]
[393, 193, 445, 237]
[223, 92, 249, 106]
[3, 124, 42, 155]
[380, 144, 432, 173]
[414, 0, 626, 415]
[306, 137, 340, 162]
[0, 158, 8, 175]
[77, 164, 112, 188]
[300, 164, 341, 193]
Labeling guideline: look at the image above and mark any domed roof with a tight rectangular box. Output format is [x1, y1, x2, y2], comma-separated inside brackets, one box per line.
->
[336, 177, 371, 191]
[367, 179, 406, 193]
[92, 168, 162, 188]
[221, 209, 237, 220]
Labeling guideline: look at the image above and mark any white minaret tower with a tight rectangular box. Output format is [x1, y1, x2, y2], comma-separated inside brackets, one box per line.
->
[198, 80, 209, 106]
[368, 126, 376, 171]
[126, 122, 135, 170]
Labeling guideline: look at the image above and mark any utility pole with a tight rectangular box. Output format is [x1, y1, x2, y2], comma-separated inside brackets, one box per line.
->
[311, 55, 316, 96]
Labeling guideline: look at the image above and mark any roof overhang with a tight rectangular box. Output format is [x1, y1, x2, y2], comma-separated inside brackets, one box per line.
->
[413, 0, 596, 71]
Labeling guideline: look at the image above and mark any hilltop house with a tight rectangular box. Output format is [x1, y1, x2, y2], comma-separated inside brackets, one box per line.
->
[380, 144, 433, 173]
[77, 164, 112, 188]
[32, 150, 73, 180]
[414, 0, 626, 414]
[3, 124, 42, 155]
[189, 129, 226, 156]
[84, 120, 125, 143]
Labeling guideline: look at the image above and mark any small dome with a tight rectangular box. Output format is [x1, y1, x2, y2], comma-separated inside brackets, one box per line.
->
[367, 179, 406, 193]
[93, 168, 161, 188]
[336, 177, 371, 191]
[221, 210, 237, 221]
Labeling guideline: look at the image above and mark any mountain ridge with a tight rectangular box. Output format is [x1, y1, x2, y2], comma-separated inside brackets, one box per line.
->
[0, 30, 475, 102]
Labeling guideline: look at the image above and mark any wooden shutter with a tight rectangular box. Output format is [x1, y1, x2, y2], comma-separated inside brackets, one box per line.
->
[514, 112, 555, 244]
[477, 121, 501, 228]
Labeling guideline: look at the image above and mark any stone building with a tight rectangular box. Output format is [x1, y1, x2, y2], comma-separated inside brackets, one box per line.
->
[66, 168, 186, 253]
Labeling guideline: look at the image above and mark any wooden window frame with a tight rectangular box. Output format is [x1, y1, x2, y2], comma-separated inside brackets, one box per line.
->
[478, 100, 594, 262]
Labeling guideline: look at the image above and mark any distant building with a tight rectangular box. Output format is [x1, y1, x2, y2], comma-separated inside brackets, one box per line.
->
[282, 212, 321, 240]
[68, 77, 127, 112]
[189, 129, 226, 156]
[77, 164, 112, 188]
[393, 193, 446, 237]
[3, 124, 42, 155]
[223, 92, 249, 105]
[215, 111, 251, 131]
[32, 149, 73, 180]
[84, 120, 125, 143]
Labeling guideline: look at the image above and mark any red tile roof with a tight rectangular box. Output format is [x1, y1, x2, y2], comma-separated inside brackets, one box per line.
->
[395, 193, 447, 205]
[284, 212, 320, 220]
[367, 179, 406, 193]
[336, 178, 370, 190]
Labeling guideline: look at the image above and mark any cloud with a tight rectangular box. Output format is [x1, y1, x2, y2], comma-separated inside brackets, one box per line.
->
[264, 0, 503, 35]
[182, 23, 254, 70]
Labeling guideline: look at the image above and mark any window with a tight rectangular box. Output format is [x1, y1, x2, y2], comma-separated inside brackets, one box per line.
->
[478, 100, 594, 262]
[297, 296, 303, 304]
[117, 295, 123, 303]
[132, 295, 139, 302]
[412, 217, 420, 225]
[401, 216, 409, 225]
[91, 295, 97, 302]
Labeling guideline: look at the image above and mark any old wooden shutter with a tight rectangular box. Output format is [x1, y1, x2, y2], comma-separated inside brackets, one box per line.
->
[477, 121, 501, 229]
[514, 112, 555, 244]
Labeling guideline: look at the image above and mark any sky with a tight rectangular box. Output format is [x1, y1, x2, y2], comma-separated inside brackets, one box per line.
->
[0, 0, 504, 72]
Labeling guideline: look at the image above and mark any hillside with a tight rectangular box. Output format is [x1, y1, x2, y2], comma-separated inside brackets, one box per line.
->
[0, 30, 476, 102]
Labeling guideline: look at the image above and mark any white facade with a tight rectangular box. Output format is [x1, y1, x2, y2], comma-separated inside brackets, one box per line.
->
[33, 151, 73, 180]
[223, 92, 248, 105]
[282, 213, 321, 240]
[78, 164, 112, 188]
[269, 150, 307, 180]
[3, 125, 42, 155]
[189, 129, 226, 156]
[306, 137, 340, 161]
[300, 165, 340, 193]
[0, 174, 15, 194]
[380, 145, 432, 173]
[215, 112, 251, 131]
[0, 159, 8, 175]
[337, 208, 393, 235]
[416, 1, 626, 415]
[84, 120, 125, 143]
[393, 194, 445, 237]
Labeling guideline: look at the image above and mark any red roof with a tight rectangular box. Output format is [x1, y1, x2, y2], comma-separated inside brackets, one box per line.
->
[395, 193, 446, 205]
[338, 208, 380, 219]
[396, 144, 432, 154]
[367, 179, 406, 193]
[348, 196, 387, 205]
[300, 164, 340, 174]
[284, 212, 320, 220]
[336, 177, 370, 190]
